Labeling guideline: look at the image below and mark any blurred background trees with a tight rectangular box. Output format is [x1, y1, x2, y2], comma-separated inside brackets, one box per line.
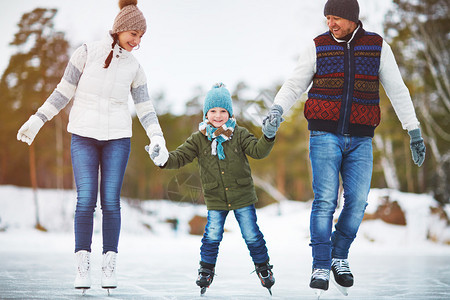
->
[1, 2, 448, 207]
[384, 0, 449, 203]
[0, 8, 72, 188]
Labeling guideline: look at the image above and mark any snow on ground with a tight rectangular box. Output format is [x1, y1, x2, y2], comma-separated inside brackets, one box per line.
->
[0, 185, 449, 299]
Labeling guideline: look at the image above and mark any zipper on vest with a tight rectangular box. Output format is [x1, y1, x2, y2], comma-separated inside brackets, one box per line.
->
[339, 42, 354, 135]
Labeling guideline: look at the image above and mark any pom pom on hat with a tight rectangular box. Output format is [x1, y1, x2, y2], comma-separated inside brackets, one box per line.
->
[324, 0, 359, 23]
[203, 83, 233, 118]
[119, 0, 137, 9]
[112, 0, 147, 34]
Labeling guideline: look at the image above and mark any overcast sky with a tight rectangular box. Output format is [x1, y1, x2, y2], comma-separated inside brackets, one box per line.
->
[2, 0, 393, 114]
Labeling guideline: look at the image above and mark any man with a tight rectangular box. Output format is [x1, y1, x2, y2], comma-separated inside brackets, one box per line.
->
[262, 0, 426, 295]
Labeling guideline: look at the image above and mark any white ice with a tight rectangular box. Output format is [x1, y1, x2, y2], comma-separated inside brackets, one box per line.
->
[0, 185, 449, 299]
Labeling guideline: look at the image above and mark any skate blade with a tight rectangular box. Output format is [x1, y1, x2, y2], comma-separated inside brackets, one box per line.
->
[200, 286, 208, 296]
[332, 278, 350, 296]
[267, 287, 272, 296]
[102, 287, 117, 296]
[312, 288, 324, 299]
[75, 287, 90, 296]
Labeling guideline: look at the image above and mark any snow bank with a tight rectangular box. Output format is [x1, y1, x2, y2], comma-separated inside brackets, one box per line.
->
[0, 185, 449, 253]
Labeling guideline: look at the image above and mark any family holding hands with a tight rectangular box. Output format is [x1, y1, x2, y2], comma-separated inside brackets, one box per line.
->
[16, 0, 426, 297]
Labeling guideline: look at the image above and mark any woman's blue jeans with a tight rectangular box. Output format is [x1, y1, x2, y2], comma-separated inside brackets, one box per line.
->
[71, 134, 130, 254]
[309, 131, 373, 269]
[200, 204, 269, 265]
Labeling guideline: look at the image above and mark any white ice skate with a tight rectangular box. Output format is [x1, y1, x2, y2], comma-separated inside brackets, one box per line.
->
[74, 250, 91, 295]
[101, 251, 118, 295]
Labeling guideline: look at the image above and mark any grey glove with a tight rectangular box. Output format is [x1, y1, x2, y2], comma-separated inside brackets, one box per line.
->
[145, 144, 160, 160]
[262, 105, 284, 138]
[408, 128, 426, 167]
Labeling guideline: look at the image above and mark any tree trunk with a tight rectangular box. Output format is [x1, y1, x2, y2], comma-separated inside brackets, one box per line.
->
[29, 144, 44, 230]
[55, 115, 64, 191]
[252, 175, 288, 203]
[404, 137, 414, 192]
[276, 156, 286, 196]
[373, 135, 400, 190]
[275, 135, 286, 195]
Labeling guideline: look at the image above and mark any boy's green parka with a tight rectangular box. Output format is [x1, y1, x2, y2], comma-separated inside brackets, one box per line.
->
[162, 125, 274, 210]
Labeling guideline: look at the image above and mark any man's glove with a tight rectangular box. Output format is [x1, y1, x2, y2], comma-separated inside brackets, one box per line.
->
[408, 128, 426, 167]
[17, 115, 44, 145]
[262, 104, 284, 138]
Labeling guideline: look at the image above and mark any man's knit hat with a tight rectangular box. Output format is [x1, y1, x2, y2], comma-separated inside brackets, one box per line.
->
[324, 0, 359, 23]
[203, 83, 233, 118]
[112, 0, 147, 34]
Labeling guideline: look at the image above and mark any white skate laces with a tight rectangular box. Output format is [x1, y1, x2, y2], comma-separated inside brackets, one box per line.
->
[332, 258, 351, 275]
[331, 258, 354, 294]
[74, 250, 91, 289]
[101, 251, 118, 288]
[311, 268, 330, 281]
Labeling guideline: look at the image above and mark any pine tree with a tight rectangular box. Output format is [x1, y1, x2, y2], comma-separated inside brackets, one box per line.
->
[0, 8, 70, 228]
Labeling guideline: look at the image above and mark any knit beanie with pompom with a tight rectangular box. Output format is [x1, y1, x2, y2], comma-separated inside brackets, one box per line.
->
[112, 0, 147, 34]
[203, 83, 234, 119]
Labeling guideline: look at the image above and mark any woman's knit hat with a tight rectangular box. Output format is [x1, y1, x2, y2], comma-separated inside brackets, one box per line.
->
[324, 0, 359, 23]
[112, 0, 147, 34]
[203, 83, 234, 118]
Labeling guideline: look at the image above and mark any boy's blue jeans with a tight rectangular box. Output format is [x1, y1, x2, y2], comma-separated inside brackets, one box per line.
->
[71, 134, 130, 254]
[309, 131, 373, 269]
[200, 204, 269, 265]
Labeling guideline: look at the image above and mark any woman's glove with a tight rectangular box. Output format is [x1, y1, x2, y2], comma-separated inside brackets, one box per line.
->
[17, 115, 44, 145]
[146, 135, 169, 166]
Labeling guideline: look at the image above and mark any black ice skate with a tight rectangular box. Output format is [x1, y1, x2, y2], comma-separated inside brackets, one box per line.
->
[254, 260, 275, 295]
[196, 262, 215, 296]
[309, 268, 330, 299]
[331, 258, 353, 296]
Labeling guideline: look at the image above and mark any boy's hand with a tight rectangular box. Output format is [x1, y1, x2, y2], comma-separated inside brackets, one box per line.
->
[262, 105, 284, 138]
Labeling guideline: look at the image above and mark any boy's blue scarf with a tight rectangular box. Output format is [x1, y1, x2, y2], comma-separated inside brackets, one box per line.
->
[199, 118, 236, 160]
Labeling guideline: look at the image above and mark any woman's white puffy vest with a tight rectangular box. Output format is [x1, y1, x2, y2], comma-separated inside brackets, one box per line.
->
[67, 35, 139, 141]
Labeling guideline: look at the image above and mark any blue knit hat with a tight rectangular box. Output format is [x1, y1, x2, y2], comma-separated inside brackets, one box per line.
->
[203, 83, 233, 119]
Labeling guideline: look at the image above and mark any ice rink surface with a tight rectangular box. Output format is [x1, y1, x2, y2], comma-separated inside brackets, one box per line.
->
[1, 232, 449, 300]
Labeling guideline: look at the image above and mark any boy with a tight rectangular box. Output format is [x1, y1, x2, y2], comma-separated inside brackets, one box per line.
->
[148, 83, 276, 295]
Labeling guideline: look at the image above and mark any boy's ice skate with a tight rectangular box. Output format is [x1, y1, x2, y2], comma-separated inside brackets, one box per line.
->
[74, 250, 91, 295]
[331, 258, 353, 296]
[309, 268, 330, 299]
[102, 251, 118, 295]
[254, 260, 275, 295]
[196, 262, 215, 296]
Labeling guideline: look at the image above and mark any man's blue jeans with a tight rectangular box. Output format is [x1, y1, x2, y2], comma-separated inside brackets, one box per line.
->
[200, 204, 269, 265]
[71, 134, 130, 254]
[309, 131, 373, 269]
